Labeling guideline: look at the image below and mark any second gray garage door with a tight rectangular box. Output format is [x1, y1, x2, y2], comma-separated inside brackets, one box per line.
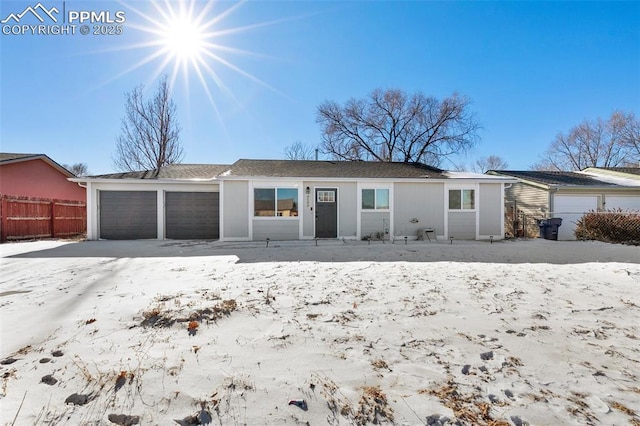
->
[165, 192, 219, 239]
[100, 191, 157, 240]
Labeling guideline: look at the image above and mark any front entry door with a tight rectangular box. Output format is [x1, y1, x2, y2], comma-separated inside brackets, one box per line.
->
[315, 188, 337, 238]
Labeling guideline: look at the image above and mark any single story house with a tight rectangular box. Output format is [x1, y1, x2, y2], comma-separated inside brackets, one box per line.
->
[0, 153, 86, 201]
[71, 159, 515, 242]
[487, 169, 640, 240]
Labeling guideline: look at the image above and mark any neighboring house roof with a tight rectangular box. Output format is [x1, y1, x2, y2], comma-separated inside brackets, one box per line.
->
[90, 164, 231, 180]
[223, 159, 447, 179]
[581, 167, 640, 184]
[488, 170, 620, 187]
[585, 167, 640, 176]
[0, 152, 74, 177]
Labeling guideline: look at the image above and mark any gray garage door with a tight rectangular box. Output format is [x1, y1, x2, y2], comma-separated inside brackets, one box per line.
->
[165, 192, 219, 240]
[100, 191, 157, 239]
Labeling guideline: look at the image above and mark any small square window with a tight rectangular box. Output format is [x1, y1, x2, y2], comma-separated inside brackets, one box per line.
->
[449, 189, 475, 210]
[362, 188, 389, 210]
[317, 191, 335, 203]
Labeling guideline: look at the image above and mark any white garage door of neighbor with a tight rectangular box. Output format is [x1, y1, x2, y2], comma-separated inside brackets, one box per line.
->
[606, 196, 640, 211]
[553, 195, 599, 240]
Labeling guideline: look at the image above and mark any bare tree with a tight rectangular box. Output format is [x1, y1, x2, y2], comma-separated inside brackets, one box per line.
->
[113, 75, 183, 172]
[316, 88, 480, 166]
[614, 111, 640, 164]
[62, 163, 89, 177]
[284, 141, 317, 160]
[472, 155, 509, 173]
[532, 111, 640, 171]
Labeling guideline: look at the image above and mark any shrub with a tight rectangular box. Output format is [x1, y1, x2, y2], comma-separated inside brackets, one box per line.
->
[574, 210, 640, 245]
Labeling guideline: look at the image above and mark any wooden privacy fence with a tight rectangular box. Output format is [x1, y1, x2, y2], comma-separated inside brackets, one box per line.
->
[0, 195, 86, 242]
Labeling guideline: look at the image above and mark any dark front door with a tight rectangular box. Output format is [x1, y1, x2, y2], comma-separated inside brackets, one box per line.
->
[315, 188, 337, 238]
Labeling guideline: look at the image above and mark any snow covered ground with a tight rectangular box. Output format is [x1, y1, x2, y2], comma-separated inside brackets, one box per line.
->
[1, 239, 639, 425]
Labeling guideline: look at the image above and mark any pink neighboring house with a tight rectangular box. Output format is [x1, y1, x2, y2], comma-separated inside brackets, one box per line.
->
[0, 153, 86, 202]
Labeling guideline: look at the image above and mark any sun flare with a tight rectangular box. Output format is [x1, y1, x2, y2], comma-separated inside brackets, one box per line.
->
[163, 15, 207, 63]
[110, 0, 283, 120]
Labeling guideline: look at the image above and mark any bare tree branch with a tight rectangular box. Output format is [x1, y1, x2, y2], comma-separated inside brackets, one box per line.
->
[112, 75, 183, 172]
[532, 111, 640, 170]
[471, 155, 509, 173]
[62, 163, 89, 177]
[284, 141, 318, 160]
[316, 88, 479, 165]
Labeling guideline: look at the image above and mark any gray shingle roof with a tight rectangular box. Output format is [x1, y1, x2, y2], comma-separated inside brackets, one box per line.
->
[590, 167, 640, 176]
[91, 164, 231, 180]
[489, 170, 617, 186]
[0, 153, 43, 162]
[225, 159, 446, 179]
[0, 152, 74, 176]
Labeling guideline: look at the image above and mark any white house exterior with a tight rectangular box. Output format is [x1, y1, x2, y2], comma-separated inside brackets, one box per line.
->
[72, 160, 515, 242]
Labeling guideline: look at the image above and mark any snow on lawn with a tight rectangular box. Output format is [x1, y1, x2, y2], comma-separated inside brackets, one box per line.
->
[0, 239, 639, 425]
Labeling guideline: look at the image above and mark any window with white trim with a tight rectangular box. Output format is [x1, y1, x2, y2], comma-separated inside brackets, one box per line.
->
[254, 188, 298, 217]
[362, 188, 389, 210]
[449, 189, 475, 210]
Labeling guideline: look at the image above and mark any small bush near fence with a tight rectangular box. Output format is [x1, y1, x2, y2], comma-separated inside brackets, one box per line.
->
[574, 210, 640, 245]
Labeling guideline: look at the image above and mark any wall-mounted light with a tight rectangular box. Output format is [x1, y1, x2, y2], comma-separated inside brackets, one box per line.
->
[306, 186, 310, 195]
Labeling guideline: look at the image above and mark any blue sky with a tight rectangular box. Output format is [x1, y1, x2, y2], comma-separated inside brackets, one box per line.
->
[1, 0, 639, 174]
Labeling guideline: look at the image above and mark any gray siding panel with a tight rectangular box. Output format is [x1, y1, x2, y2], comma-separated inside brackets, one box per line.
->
[393, 183, 445, 237]
[223, 181, 249, 238]
[448, 211, 476, 240]
[361, 211, 391, 239]
[253, 220, 299, 240]
[478, 183, 502, 236]
[165, 192, 219, 239]
[99, 191, 157, 240]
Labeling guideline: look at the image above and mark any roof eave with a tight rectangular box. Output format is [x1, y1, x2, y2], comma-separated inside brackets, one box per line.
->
[69, 177, 220, 184]
[2, 154, 75, 178]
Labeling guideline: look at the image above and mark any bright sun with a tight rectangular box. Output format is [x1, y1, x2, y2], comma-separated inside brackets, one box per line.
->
[115, 0, 281, 119]
[163, 16, 206, 63]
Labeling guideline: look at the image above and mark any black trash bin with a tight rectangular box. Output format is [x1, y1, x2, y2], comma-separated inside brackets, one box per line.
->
[537, 218, 562, 240]
[546, 218, 562, 240]
[537, 219, 549, 239]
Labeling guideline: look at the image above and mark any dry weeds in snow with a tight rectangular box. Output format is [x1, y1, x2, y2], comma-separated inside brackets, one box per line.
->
[0, 239, 639, 425]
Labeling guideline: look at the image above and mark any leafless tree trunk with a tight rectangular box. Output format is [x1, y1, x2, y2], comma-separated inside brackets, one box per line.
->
[113, 75, 183, 172]
[532, 111, 640, 170]
[472, 155, 509, 173]
[316, 88, 480, 166]
[284, 141, 317, 160]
